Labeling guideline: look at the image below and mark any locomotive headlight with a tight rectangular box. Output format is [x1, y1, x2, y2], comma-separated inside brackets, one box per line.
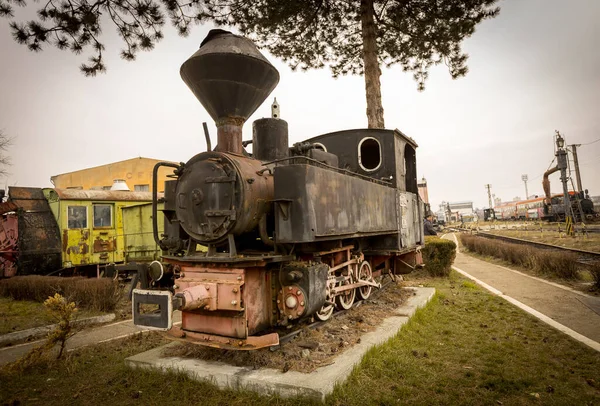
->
[148, 260, 164, 281]
[285, 295, 298, 309]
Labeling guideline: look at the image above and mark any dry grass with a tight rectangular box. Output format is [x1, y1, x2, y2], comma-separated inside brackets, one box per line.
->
[468, 226, 600, 253]
[0, 276, 122, 312]
[460, 234, 581, 280]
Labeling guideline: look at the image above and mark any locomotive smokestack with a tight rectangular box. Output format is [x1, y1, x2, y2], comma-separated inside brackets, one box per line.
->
[180, 29, 280, 154]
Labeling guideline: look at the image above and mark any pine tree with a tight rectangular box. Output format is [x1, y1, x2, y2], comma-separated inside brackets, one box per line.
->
[1, 0, 500, 127]
[0, 130, 11, 177]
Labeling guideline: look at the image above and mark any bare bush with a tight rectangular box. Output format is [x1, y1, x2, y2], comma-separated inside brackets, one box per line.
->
[460, 234, 581, 280]
[0, 276, 121, 311]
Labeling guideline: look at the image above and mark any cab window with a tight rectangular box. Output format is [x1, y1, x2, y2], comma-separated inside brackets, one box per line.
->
[358, 137, 382, 171]
[68, 206, 87, 229]
[93, 204, 113, 228]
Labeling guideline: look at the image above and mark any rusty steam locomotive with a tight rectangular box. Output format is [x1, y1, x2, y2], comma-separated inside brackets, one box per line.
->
[133, 29, 425, 350]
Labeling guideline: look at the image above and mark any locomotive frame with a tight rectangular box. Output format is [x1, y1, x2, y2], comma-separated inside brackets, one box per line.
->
[132, 29, 425, 350]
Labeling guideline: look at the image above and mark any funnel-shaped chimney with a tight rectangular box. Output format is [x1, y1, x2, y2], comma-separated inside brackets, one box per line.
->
[180, 29, 280, 154]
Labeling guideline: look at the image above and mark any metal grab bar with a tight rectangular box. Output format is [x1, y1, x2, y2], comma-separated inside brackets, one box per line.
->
[152, 162, 181, 250]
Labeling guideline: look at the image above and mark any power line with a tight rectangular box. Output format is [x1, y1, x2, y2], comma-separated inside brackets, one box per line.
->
[582, 138, 600, 145]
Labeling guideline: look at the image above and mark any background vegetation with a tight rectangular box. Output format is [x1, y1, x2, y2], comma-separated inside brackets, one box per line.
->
[0, 276, 121, 312]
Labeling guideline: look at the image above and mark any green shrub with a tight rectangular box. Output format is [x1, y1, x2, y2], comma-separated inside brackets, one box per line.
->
[0, 276, 121, 312]
[460, 234, 581, 280]
[422, 237, 457, 277]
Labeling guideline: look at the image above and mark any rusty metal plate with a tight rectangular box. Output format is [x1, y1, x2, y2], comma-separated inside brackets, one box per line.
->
[92, 236, 116, 253]
[182, 311, 247, 338]
[167, 326, 279, 350]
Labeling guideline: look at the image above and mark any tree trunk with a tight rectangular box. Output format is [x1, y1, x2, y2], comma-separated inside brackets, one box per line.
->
[360, 0, 385, 129]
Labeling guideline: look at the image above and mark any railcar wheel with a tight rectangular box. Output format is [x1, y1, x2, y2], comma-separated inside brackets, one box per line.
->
[335, 273, 356, 310]
[357, 261, 373, 300]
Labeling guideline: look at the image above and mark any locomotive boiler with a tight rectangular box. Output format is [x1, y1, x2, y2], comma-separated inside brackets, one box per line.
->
[133, 29, 424, 350]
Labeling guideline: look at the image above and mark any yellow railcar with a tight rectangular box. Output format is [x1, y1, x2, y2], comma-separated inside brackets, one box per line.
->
[43, 188, 164, 269]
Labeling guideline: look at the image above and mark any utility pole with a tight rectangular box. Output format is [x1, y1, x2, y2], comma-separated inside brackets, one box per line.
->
[521, 174, 529, 199]
[484, 184, 493, 209]
[570, 144, 583, 192]
[555, 131, 574, 233]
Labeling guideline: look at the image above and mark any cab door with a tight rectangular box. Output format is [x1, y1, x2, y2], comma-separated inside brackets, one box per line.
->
[91, 203, 118, 264]
[63, 204, 91, 266]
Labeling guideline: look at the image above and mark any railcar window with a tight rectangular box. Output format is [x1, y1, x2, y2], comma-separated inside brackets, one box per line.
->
[68, 206, 87, 229]
[134, 184, 150, 192]
[358, 137, 381, 171]
[93, 204, 113, 228]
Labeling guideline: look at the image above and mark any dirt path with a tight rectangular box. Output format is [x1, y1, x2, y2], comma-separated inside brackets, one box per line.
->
[445, 233, 600, 344]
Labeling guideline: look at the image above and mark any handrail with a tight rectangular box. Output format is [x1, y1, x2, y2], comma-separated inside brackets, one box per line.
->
[152, 162, 181, 250]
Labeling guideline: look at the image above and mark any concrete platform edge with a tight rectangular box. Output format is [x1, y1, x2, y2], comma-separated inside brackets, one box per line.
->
[126, 287, 435, 402]
[0, 313, 116, 347]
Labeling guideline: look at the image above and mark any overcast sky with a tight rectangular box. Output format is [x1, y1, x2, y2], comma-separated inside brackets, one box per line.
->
[0, 0, 599, 211]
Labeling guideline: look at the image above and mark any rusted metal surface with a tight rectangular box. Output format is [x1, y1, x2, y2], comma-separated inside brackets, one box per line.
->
[252, 118, 289, 161]
[274, 162, 397, 243]
[169, 264, 273, 343]
[0, 201, 18, 216]
[92, 236, 115, 253]
[216, 123, 244, 155]
[0, 213, 18, 277]
[45, 188, 162, 202]
[64, 229, 90, 255]
[174, 152, 273, 244]
[3, 187, 62, 275]
[180, 29, 279, 154]
[543, 166, 559, 204]
[167, 325, 279, 350]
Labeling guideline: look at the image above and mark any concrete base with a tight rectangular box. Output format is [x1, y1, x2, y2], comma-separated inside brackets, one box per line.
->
[126, 287, 435, 402]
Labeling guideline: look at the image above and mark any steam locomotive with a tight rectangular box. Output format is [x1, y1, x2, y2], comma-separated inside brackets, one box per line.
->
[132, 30, 425, 350]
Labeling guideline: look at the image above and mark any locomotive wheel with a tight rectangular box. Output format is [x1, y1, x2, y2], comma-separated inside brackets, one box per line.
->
[315, 303, 334, 321]
[335, 273, 356, 310]
[357, 261, 373, 300]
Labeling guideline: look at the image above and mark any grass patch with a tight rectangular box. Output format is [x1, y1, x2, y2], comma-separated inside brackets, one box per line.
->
[333, 271, 600, 405]
[0, 298, 102, 335]
[0, 276, 121, 312]
[460, 234, 582, 280]
[1, 272, 599, 405]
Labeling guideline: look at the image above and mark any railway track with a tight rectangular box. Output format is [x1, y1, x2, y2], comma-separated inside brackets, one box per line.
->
[449, 228, 600, 266]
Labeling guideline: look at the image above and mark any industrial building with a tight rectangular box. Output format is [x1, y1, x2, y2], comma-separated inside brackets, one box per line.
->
[447, 201, 475, 222]
[51, 157, 176, 193]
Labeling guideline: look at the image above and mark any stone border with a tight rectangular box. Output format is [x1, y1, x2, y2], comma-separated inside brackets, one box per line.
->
[0, 313, 116, 347]
[126, 287, 435, 402]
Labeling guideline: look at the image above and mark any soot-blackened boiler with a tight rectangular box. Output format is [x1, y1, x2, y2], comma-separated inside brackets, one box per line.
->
[133, 29, 425, 350]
